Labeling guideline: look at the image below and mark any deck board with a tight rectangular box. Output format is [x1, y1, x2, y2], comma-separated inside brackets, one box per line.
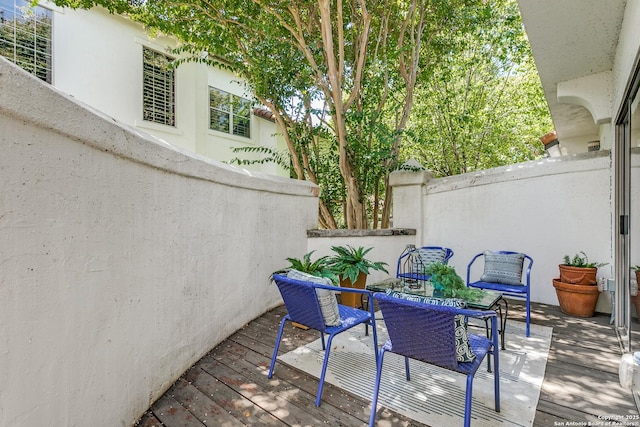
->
[136, 301, 639, 426]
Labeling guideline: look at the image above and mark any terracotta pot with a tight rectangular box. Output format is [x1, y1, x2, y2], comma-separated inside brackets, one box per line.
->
[553, 279, 600, 317]
[559, 265, 598, 286]
[540, 131, 557, 145]
[339, 271, 367, 308]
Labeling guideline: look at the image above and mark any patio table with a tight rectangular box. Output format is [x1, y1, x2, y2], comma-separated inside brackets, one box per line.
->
[366, 277, 508, 350]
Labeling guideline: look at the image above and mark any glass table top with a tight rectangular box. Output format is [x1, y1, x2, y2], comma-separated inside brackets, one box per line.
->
[366, 277, 503, 310]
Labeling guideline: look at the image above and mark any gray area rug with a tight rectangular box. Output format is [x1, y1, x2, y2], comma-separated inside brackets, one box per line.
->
[279, 316, 552, 426]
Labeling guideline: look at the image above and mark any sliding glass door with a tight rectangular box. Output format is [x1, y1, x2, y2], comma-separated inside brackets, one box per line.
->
[616, 64, 640, 352]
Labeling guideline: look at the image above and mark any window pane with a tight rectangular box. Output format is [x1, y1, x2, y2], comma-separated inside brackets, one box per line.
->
[231, 95, 251, 138]
[209, 88, 229, 112]
[210, 109, 230, 133]
[232, 95, 251, 117]
[232, 115, 250, 138]
[142, 47, 175, 126]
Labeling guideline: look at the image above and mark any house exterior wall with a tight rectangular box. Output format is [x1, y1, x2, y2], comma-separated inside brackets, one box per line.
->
[0, 57, 318, 426]
[391, 152, 615, 311]
[44, 4, 286, 176]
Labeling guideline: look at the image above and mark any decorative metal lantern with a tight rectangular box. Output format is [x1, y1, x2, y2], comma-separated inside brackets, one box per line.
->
[398, 244, 427, 289]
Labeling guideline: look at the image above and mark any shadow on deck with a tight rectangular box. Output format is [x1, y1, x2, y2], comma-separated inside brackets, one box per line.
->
[137, 301, 639, 426]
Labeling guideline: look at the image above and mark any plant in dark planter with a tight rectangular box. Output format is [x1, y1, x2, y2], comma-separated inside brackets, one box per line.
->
[553, 252, 607, 317]
[327, 245, 388, 308]
[424, 262, 483, 301]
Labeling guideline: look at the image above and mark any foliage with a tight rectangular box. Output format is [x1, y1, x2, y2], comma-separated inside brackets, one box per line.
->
[228, 146, 290, 170]
[632, 266, 640, 272]
[327, 245, 388, 285]
[274, 251, 338, 284]
[424, 262, 483, 301]
[403, 0, 552, 177]
[562, 252, 607, 269]
[49, 0, 551, 229]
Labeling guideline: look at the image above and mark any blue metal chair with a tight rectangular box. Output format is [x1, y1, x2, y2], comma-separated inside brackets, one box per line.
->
[396, 246, 454, 283]
[466, 251, 533, 337]
[369, 293, 500, 427]
[268, 274, 378, 407]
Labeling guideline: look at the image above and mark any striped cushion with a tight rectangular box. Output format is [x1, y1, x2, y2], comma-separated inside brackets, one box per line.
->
[287, 270, 341, 326]
[480, 251, 525, 285]
[411, 248, 447, 273]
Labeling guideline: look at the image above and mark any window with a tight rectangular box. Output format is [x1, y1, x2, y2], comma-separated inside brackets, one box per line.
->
[209, 87, 251, 138]
[0, 0, 52, 83]
[142, 47, 175, 126]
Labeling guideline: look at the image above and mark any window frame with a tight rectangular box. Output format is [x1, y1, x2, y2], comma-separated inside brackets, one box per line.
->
[0, 0, 53, 83]
[208, 86, 251, 139]
[142, 46, 176, 127]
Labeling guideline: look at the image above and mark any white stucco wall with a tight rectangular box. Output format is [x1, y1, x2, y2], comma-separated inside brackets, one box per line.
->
[392, 153, 614, 311]
[47, 5, 284, 175]
[0, 58, 318, 426]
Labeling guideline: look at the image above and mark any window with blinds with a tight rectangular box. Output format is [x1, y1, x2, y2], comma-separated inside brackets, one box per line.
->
[209, 87, 251, 138]
[142, 47, 175, 126]
[0, 0, 52, 83]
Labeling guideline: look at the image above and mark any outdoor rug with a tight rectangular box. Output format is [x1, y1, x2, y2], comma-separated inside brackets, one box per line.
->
[278, 317, 552, 427]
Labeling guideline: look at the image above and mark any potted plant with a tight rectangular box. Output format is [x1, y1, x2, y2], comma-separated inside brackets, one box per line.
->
[553, 252, 607, 317]
[424, 262, 483, 301]
[273, 251, 339, 330]
[326, 245, 388, 308]
[559, 252, 606, 285]
[274, 250, 338, 283]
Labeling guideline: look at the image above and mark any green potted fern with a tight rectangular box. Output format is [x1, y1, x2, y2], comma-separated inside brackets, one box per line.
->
[424, 262, 482, 301]
[273, 250, 338, 283]
[326, 245, 388, 308]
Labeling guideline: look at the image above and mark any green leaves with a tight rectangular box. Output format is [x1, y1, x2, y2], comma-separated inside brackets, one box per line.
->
[277, 246, 388, 285]
[281, 251, 338, 284]
[403, 0, 551, 177]
[48, 0, 552, 229]
[562, 252, 607, 269]
[424, 262, 482, 301]
[326, 245, 389, 285]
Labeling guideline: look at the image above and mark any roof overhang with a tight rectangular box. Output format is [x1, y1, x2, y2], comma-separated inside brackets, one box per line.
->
[516, 0, 626, 141]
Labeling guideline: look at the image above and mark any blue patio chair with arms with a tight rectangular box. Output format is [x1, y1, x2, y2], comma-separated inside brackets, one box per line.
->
[396, 245, 454, 283]
[466, 250, 533, 337]
[369, 292, 500, 427]
[269, 273, 378, 407]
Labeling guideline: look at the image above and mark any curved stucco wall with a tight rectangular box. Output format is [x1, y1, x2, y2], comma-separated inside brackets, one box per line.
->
[0, 57, 318, 426]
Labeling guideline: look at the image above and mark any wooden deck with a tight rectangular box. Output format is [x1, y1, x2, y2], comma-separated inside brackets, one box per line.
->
[136, 301, 640, 426]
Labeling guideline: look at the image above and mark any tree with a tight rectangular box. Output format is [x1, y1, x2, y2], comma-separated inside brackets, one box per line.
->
[403, 0, 552, 176]
[51, 0, 550, 227]
[52, 0, 482, 229]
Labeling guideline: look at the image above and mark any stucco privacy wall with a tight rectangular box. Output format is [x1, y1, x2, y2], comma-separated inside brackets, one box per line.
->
[392, 153, 614, 311]
[0, 57, 318, 426]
